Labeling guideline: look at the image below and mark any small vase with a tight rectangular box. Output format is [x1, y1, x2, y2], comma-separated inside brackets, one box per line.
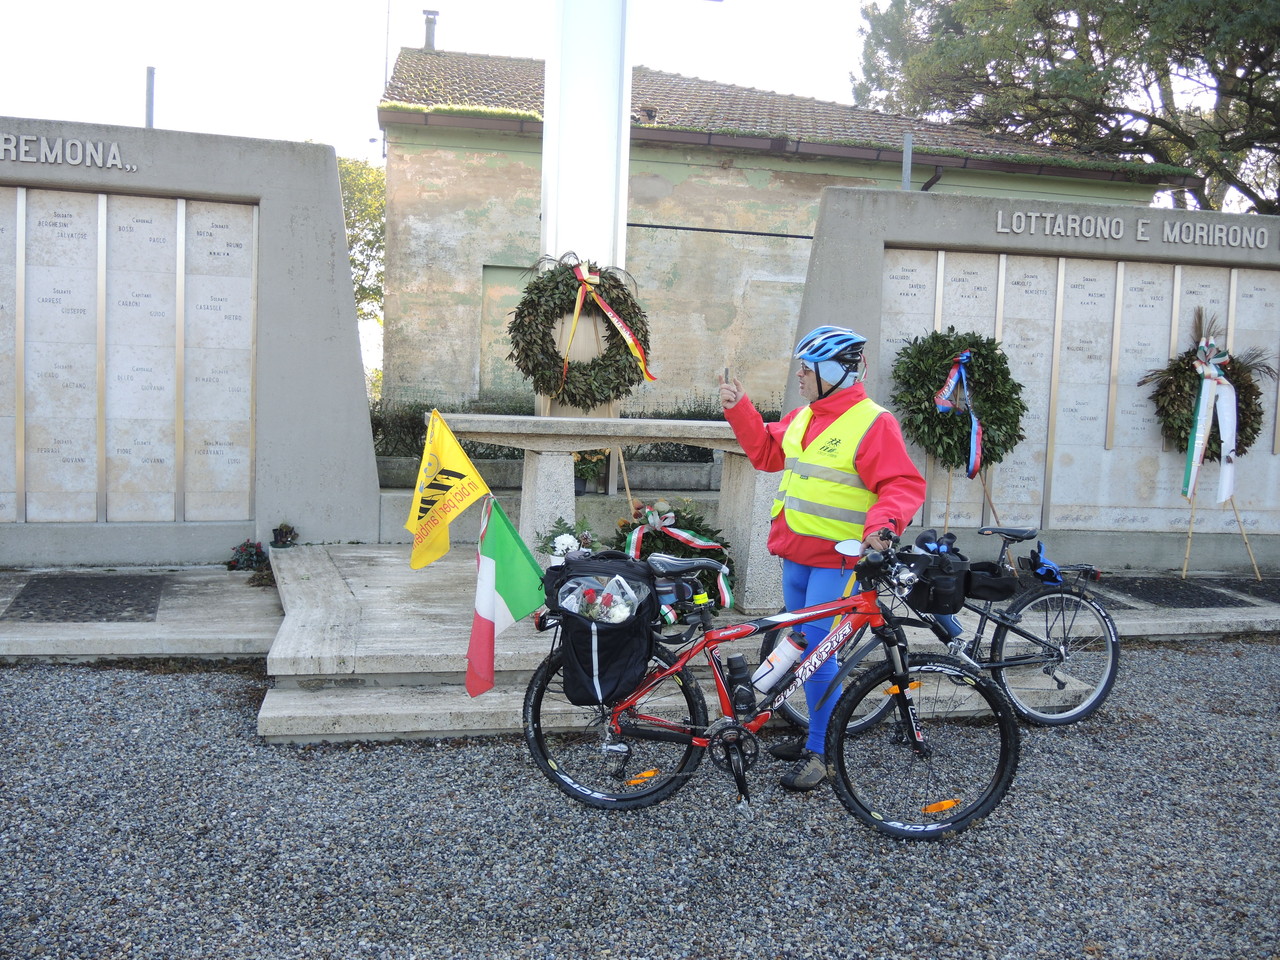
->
[574, 478, 587, 496]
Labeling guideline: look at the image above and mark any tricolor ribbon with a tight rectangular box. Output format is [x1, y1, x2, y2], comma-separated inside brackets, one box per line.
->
[1183, 338, 1236, 503]
[623, 504, 734, 608]
[934, 350, 984, 479]
[557, 264, 658, 394]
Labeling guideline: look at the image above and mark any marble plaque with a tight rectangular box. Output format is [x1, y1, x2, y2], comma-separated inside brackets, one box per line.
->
[26, 191, 97, 271]
[0, 416, 14, 523]
[184, 276, 254, 350]
[183, 419, 252, 521]
[1177, 265, 1231, 335]
[107, 195, 178, 273]
[880, 249, 937, 370]
[25, 263, 97, 345]
[24, 415, 97, 522]
[1235, 269, 1280, 339]
[940, 252, 999, 324]
[1001, 256, 1058, 325]
[184, 348, 252, 421]
[107, 418, 176, 522]
[185, 201, 255, 279]
[105, 344, 175, 419]
[1054, 381, 1109, 446]
[24, 340, 96, 420]
[923, 464, 985, 529]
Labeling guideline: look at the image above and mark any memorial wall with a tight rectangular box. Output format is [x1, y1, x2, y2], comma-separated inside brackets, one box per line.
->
[799, 189, 1279, 567]
[0, 117, 379, 565]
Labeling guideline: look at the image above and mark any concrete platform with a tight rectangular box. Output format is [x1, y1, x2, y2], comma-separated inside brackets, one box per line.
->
[3, 542, 1279, 743]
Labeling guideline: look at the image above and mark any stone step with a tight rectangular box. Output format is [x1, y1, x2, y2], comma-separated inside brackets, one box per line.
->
[257, 681, 529, 742]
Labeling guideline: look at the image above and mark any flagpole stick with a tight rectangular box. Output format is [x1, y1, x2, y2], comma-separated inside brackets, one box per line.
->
[1181, 490, 1197, 580]
[978, 468, 1003, 526]
[944, 469, 953, 536]
[1228, 496, 1262, 581]
[616, 446, 634, 516]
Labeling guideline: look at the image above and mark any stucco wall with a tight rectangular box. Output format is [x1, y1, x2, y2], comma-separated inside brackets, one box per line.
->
[382, 122, 1162, 415]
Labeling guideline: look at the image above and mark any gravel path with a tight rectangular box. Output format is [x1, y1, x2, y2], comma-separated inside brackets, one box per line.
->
[2, 640, 1278, 960]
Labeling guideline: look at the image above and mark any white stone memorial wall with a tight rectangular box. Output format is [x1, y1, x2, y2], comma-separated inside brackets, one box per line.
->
[0, 187, 257, 525]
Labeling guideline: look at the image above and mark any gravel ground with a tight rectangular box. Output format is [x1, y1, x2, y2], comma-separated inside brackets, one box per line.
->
[2, 640, 1278, 960]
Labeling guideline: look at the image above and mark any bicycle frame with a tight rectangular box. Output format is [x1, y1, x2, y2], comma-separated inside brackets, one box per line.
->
[606, 586, 921, 751]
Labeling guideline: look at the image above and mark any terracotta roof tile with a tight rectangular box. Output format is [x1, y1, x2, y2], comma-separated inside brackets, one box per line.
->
[383, 48, 1081, 164]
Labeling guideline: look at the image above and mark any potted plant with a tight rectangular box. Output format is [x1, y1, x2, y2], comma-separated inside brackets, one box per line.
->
[573, 449, 607, 495]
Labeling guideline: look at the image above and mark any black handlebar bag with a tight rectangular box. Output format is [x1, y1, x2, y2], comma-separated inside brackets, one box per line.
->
[544, 551, 659, 706]
[903, 551, 970, 615]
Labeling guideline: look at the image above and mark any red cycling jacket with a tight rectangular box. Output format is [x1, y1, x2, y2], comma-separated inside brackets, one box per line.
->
[724, 383, 926, 568]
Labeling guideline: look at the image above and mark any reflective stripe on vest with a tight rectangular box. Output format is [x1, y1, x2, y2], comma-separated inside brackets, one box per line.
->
[771, 399, 884, 541]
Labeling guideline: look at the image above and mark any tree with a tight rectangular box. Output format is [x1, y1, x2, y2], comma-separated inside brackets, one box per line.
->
[854, 0, 1280, 213]
[337, 157, 386, 322]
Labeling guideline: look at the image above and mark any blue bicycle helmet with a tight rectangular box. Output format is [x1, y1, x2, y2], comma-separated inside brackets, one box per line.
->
[794, 326, 867, 397]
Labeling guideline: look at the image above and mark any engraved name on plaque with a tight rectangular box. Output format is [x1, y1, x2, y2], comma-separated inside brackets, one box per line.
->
[880, 249, 937, 369]
[183, 201, 255, 521]
[24, 190, 99, 522]
[105, 195, 179, 521]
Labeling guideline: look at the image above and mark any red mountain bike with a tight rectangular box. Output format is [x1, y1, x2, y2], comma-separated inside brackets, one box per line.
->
[523, 535, 1021, 840]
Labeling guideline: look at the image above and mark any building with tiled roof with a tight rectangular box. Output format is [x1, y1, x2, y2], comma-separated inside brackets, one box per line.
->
[377, 44, 1199, 412]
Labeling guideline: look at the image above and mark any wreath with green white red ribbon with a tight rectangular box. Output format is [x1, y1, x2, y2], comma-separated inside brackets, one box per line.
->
[890, 327, 1027, 474]
[1138, 309, 1274, 463]
[607, 498, 735, 614]
[507, 254, 656, 412]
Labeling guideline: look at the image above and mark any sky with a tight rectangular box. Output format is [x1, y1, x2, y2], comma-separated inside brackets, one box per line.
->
[1, 0, 866, 166]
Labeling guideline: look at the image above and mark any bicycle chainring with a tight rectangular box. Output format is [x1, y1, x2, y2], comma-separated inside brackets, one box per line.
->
[707, 724, 760, 773]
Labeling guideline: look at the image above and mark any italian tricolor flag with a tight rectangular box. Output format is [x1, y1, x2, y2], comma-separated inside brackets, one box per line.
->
[467, 497, 546, 697]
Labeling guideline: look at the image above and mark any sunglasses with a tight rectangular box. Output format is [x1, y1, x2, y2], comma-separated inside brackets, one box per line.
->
[799, 362, 813, 374]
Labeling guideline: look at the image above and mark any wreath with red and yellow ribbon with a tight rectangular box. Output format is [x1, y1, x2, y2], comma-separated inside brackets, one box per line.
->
[508, 255, 656, 412]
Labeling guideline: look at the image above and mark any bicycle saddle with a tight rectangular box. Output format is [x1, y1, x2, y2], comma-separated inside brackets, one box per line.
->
[646, 553, 728, 576]
[978, 526, 1038, 541]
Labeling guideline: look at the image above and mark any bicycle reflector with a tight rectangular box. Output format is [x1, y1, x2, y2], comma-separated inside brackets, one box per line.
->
[922, 799, 961, 814]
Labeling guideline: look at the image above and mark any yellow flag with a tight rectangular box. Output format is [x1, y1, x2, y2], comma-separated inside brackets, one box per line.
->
[406, 410, 491, 569]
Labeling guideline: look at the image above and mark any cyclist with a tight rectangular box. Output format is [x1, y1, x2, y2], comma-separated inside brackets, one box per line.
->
[718, 326, 926, 790]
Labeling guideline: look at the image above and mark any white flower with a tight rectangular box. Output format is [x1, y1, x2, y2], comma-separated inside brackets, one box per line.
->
[602, 600, 632, 623]
[552, 533, 580, 556]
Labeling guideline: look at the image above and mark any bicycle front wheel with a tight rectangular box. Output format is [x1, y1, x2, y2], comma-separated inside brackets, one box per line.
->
[523, 645, 708, 811]
[991, 585, 1119, 725]
[826, 654, 1020, 840]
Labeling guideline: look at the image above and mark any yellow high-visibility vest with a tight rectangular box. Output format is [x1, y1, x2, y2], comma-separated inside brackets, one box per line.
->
[771, 399, 884, 541]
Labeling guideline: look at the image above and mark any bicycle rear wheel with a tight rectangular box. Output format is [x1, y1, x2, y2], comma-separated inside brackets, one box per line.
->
[523, 645, 708, 810]
[991, 585, 1119, 725]
[826, 654, 1020, 840]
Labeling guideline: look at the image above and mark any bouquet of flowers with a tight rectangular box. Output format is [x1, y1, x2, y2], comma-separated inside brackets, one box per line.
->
[535, 516, 597, 556]
[557, 574, 649, 624]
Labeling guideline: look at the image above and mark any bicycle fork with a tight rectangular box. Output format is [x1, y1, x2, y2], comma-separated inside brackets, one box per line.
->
[877, 623, 932, 758]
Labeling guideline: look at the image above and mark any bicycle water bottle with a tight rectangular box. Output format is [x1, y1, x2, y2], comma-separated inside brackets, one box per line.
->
[752, 631, 806, 693]
[726, 654, 756, 713]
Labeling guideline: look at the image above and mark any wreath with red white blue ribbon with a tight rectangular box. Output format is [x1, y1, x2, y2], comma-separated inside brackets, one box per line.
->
[890, 328, 1026, 474]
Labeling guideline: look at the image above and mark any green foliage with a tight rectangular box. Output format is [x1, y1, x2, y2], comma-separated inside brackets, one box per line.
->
[227, 540, 268, 572]
[369, 396, 534, 459]
[1138, 310, 1277, 460]
[855, 0, 1280, 212]
[508, 255, 654, 412]
[337, 157, 386, 323]
[606, 498, 734, 610]
[534, 516, 598, 555]
[891, 328, 1027, 470]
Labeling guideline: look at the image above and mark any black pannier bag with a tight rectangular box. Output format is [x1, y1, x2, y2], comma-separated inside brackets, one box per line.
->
[542, 551, 659, 706]
[966, 560, 1018, 601]
[902, 550, 970, 615]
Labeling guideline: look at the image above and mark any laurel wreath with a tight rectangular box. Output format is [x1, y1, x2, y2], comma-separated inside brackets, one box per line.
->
[507, 255, 653, 412]
[890, 327, 1027, 470]
[606, 498, 735, 610]
[1137, 308, 1276, 461]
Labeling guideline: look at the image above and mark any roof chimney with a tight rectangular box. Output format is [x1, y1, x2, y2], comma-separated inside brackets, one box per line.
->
[423, 10, 439, 51]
